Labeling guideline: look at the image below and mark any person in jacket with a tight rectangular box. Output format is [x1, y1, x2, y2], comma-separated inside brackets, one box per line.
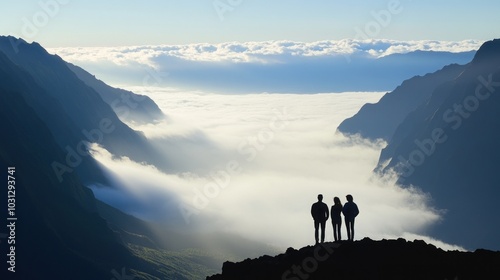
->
[311, 194, 329, 244]
[342, 194, 359, 241]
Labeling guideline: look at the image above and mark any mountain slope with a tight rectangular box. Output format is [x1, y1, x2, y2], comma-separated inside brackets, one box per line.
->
[337, 38, 500, 251]
[337, 63, 467, 141]
[0, 37, 280, 279]
[0, 58, 149, 279]
[375, 39, 500, 251]
[66, 62, 164, 124]
[0, 36, 169, 184]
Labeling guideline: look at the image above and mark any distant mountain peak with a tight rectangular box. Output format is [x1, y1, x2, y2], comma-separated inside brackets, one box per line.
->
[337, 38, 500, 251]
[472, 38, 500, 66]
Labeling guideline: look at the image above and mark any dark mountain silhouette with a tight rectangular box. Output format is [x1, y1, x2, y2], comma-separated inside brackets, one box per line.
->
[0, 54, 153, 279]
[337, 63, 467, 141]
[66, 62, 164, 124]
[0, 36, 280, 279]
[337, 39, 500, 251]
[0, 36, 169, 184]
[207, 238, 500, 280]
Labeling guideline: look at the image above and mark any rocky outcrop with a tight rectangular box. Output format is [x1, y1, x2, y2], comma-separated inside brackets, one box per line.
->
[207, 238, 500, 280]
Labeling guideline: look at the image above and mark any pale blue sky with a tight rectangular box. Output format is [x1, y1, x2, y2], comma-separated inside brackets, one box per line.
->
[1, 0, 499, 47]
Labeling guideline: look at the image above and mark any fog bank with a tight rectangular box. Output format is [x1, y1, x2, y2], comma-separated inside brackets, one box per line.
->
[89, 89, 464, 251]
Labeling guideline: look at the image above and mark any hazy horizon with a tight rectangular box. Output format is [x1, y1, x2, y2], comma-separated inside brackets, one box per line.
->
[45, 38, 480, 95]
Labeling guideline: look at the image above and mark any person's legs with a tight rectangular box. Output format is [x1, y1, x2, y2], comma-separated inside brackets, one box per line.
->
[314, 220, 320, 244]
[332, 223, 338, 241]
[346, 219, 355, 241]
[346, 220, 352, 241]
[336, 221, 342, 241]
[339, 220, 342, 241]
[320, 221, 326, 243]
[350, 219, 355, 241]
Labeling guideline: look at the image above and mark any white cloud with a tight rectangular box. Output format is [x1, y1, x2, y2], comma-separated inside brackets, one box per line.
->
[49, 39, 483, 66]
[48, 39, 481, 94]
[88, 89, 465, 251]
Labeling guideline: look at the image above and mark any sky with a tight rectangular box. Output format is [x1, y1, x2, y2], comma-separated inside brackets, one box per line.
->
[1, 0, 500, 48]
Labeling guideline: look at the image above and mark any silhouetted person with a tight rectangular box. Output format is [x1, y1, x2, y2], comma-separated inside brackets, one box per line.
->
[342, 194, 359, 241]
[331, 197, 343, 242]
[311, 194, 329, 244]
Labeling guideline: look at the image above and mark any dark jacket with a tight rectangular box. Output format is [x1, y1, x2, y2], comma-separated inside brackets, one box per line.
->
[342, 201, 359, 221]
[311, 201, 329, 222]
[331, 204, 343, 224]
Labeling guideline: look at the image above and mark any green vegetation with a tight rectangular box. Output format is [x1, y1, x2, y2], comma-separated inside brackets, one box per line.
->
[127, 243, 230, 280]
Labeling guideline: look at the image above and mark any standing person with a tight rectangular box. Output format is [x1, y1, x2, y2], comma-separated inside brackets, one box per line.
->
[330, 197, 343, 242]
[342, 194, 359, 241]
[311, 194, 329, 244]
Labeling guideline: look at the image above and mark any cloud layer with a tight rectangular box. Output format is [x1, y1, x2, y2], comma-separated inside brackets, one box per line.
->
[49, 39, 481, 94]
[88, 89, 465, 251]
[51, 39, 482, 65]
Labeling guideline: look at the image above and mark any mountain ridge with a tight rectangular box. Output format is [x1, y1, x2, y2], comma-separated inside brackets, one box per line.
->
[0, 36, 279, 279]
[66, 61, 164, 124]
[337, 63, 467, 141]
[336, 38, 500, 251]
[0, 36, 170, 185]
[207, 238, 500, 280]
[0, 57, 145, 279]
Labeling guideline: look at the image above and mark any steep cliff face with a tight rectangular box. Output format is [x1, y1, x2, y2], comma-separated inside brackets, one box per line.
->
[66, 62, 164, 124]
[0, 37, 173, 279]
[337, 39, 500, 251]
[0, 36, 284, 279]
[0, 36, 169, 185]
[377, 39, 500, 251]
[337, 63, 467, 141]
[0, 55, 140, 279]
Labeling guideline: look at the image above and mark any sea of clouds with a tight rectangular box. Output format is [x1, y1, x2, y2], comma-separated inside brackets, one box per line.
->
[49, 39, 481, 94]
[51, 39, 481, 64]
[88, 88, 465, 251]
[60, 39, 480, 251]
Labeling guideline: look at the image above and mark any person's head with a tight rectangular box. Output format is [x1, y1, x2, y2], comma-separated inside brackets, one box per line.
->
[317, 194, 323, 201]
[334, 197, 341, 205]
[346, 194, 353, 202]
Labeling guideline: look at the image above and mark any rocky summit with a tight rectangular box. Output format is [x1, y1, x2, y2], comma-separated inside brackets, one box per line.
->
[207, 238, 500, 280]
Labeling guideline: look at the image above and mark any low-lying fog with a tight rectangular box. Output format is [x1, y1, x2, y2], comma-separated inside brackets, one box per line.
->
[89, 89, 464, 251]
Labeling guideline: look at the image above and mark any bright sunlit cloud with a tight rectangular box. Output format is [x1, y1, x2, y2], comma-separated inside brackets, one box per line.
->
[48, 39, 479, 94]
[88, 89, 464, 251]
[50, 39, 482, 66]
